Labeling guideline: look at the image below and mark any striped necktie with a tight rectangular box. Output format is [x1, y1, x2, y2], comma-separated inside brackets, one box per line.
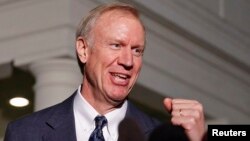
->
[89, 116, 107, 141]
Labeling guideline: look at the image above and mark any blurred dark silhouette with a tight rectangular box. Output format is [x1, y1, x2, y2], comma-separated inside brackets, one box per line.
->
[118, 118, 189, 141]
[118, 118, 145, 141]
[149, 122, 189, 141]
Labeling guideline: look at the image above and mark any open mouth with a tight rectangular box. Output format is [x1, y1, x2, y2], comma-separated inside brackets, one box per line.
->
[110, 72, 131, 85]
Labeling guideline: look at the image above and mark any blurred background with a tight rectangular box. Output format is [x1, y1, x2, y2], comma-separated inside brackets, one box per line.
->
[0, 0, 250, 140]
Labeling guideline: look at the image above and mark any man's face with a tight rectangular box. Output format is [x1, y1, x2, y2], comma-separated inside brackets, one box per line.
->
[84, 10, 145, 104]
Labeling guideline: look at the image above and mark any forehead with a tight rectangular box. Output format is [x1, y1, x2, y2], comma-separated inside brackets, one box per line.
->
[88, 9, 145, 48]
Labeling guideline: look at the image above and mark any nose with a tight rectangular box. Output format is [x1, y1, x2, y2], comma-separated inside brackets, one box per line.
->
[118, 48, 133, 70]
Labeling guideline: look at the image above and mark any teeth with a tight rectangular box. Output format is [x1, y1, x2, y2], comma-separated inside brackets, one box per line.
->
[112, 73, 128, 79]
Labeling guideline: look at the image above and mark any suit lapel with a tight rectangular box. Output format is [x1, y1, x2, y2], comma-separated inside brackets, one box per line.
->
[42, 92, 77, 141]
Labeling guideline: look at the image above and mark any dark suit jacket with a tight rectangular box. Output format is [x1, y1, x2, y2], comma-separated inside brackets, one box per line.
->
[4, 91, 188, 141]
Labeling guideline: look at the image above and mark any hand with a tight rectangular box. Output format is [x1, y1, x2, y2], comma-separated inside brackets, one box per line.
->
[163, 98, 206, 141]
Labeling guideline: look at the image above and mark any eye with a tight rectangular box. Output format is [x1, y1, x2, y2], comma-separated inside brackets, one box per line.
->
[132, 48, 144, 57]
[110, 43, 121, 50]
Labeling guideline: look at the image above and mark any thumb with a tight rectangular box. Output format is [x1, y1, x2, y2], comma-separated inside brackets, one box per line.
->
[163, 98, 172, 113]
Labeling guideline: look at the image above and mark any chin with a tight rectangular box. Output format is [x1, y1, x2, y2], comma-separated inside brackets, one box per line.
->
[112, 94, 127, 101]
[108, 92, 128, 102]
[110, 98, 127, 107]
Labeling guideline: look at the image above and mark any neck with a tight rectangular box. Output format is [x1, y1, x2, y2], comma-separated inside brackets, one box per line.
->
[80, 80, 124, 115]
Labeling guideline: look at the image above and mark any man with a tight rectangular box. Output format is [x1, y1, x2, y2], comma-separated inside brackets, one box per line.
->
[4, 2, 206, 141]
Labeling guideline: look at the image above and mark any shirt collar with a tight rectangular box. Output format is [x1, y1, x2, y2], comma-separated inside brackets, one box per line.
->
[74, 85, 99, 129]
[73, 85, 127, 136]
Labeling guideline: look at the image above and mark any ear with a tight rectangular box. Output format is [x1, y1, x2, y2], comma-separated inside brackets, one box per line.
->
[76, 36, 89, 63]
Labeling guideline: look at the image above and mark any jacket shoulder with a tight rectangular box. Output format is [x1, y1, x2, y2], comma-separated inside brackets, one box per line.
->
[4, 93, 76, 141]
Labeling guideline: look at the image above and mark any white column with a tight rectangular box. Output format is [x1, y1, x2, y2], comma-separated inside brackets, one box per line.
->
[29, 58, 82, 111]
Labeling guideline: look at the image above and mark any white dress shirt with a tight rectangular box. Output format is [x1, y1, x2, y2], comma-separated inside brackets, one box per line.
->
[73, 85, 128, 141]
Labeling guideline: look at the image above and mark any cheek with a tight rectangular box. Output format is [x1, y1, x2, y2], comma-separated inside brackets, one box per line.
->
[98, 55, 117, 77]
[100, 52, 118, 69]
[134, 59, 143, 72]
[129, 60, 142, 84]
[89, 50, 111, 69]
